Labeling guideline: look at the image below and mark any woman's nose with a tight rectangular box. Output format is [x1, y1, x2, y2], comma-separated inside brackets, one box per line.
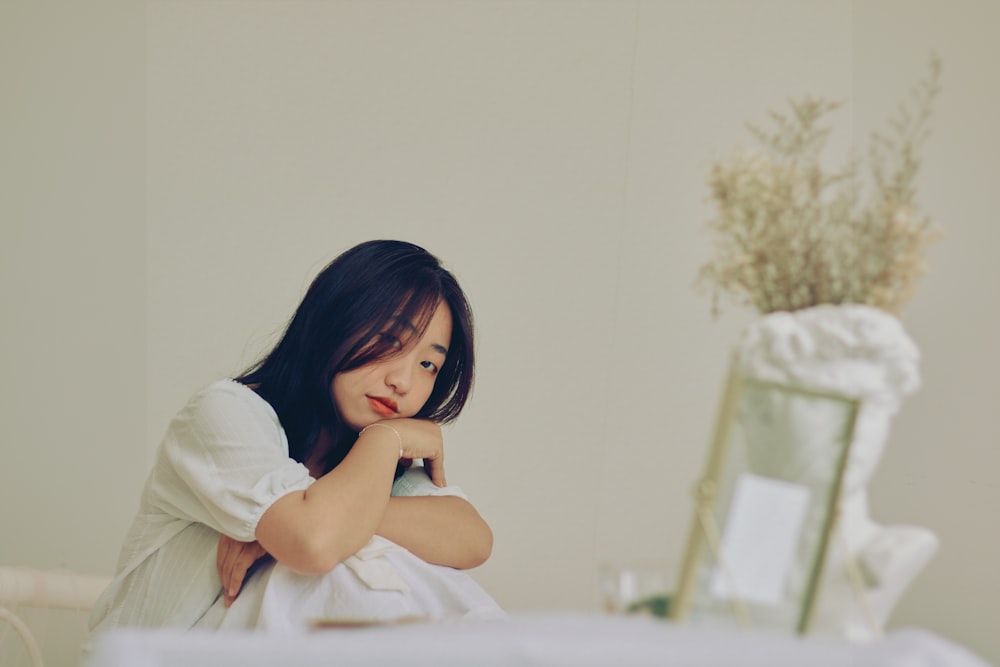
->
[384, 361, 412, 394]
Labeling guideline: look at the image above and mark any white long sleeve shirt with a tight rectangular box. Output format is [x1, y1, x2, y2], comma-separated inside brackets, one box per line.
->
[88, 380, 475, 633]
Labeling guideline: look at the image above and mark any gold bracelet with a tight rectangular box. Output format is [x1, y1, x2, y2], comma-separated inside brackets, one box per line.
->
[359, 423, 404, 459]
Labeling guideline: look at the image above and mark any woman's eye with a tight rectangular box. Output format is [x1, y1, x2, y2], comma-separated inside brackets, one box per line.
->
[421, 360, 439, 374]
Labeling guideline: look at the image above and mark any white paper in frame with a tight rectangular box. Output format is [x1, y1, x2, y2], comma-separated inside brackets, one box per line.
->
[669, 365, 860, 634]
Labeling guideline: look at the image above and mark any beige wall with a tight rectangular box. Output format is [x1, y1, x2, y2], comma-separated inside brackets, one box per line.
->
[3, 1, 997, 663]
[1, 0, 147, 575]
[852, 0, 1000, 657]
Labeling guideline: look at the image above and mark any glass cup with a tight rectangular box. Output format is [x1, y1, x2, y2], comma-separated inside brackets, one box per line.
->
[598, 561, 673, 618]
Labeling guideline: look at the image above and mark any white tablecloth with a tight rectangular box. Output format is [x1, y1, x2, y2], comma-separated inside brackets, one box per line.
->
[85, 613, 993, 667]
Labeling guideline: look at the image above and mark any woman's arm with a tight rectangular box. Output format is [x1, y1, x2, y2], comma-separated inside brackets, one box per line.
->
[254, 419, 444, 575]
[377, 495, 493, 569]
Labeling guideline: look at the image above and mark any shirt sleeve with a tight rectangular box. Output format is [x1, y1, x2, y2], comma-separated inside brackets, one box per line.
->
[150, 380, 314, 541]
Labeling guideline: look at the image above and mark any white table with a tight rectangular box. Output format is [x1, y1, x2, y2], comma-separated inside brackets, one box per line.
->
[85, 613, 993, 667]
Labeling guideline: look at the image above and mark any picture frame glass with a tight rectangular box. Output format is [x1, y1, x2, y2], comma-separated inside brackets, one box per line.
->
[671, 372, 860, 633]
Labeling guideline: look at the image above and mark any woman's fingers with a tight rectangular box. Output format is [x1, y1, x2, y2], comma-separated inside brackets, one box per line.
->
[216, 535, 266, 607]
[392, 419, 446, 486]
[216, 533, 232, 575]
[362, 419, 446, 485]
[422, 452, 447, 487]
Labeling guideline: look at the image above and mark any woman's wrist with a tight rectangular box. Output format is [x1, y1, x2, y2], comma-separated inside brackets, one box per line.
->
[359, 422, 403, 459]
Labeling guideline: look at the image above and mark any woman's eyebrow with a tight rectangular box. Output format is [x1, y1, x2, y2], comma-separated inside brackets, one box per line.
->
[388, 317, 447, 355]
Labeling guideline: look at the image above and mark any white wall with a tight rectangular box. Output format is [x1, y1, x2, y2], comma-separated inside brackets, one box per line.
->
[3, 1, 997, 663]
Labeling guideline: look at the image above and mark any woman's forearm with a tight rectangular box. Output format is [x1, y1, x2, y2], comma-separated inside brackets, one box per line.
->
[255, 428, 400, 574]
[377, 495, 493, 569]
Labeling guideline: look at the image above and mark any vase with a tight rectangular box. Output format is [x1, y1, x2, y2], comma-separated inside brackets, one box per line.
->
[732, 303, 939, 640]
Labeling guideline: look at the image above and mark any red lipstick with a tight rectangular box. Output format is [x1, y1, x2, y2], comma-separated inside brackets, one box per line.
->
[367, 396, 398, 417]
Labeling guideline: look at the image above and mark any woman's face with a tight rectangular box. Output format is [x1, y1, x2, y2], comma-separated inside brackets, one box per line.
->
[331, 300, 453, 431]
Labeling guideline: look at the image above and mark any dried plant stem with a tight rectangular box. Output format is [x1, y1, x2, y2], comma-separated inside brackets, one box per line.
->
[699, 56, 942, 316]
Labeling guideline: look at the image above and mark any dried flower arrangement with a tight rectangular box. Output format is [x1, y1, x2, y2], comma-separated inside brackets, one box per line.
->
[698, 57, 942, 316]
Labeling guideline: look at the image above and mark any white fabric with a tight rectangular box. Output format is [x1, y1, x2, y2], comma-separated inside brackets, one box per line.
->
[343, 536, 411, 592]
[88, 380, 500, 637]
[195, 542, 503, 631]
[733, 303, 920, 410]
[732, 305, 936, 641]
[194, 465, 503, 630]
[85, 614, 997, 667]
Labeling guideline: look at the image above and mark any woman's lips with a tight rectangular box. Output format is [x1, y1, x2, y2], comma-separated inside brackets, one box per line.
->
[367, 396, 398, 417]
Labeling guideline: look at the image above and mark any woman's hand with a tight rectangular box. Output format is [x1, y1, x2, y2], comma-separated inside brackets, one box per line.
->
[216, 534, 268, 607]
[254, 419, 444, 575]
[363, 418, 447, 487]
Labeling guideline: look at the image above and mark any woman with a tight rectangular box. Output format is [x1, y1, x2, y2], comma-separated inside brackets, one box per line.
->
[89, 240, 501, 633]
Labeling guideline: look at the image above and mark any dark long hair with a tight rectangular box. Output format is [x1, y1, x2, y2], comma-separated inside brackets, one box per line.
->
[235, 240, 475, 473]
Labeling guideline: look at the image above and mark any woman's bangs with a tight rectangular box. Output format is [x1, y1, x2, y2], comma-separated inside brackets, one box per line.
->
[341, 283, 442, 370]
[395, 286, 441, 341]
